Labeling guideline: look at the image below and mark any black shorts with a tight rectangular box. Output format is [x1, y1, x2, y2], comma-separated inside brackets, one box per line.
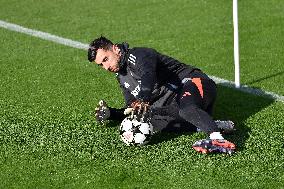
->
[178, 73, 217, 115]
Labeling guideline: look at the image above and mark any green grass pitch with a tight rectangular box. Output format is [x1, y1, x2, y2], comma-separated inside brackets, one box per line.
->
[0, 0, 283, 188]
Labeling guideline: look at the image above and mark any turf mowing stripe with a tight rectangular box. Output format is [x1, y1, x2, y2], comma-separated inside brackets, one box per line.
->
[1, 19, 284, 103]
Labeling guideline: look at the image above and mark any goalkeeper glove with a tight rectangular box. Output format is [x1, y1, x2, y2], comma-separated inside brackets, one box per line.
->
[131, 100, 150, 113]
[95, 100, 110, 123]
[123, 100, 150, 122]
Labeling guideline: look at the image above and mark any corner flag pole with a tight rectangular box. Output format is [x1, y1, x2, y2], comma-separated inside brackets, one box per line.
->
[233, 0, 240, 88]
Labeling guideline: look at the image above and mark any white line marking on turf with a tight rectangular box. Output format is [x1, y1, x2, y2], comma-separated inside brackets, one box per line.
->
[210, 76, 284, 103]
[1, 20, 284, 103]
[0, 20, 89, 50]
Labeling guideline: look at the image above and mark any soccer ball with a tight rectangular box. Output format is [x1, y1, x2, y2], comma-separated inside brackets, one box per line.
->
[119, 116, 153, 146]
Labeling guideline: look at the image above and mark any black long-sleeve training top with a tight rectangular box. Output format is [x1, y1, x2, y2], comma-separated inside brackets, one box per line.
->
[116, 42, 199, 106]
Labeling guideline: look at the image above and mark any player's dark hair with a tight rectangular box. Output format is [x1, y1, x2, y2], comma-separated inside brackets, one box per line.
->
[88, 36, 113, 62]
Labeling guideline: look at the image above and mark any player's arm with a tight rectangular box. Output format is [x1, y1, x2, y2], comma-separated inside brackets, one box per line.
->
[125, 49, 159, 118]
[136, 50, 158, 102]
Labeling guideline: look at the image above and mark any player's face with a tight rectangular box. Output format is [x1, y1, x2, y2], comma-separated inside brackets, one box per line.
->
[95, 46, 121, 73]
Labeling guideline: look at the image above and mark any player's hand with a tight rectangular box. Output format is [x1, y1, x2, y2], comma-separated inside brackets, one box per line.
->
[95, 100, 110, 123]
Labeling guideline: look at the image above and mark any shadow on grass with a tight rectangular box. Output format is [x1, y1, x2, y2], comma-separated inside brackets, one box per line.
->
[214, 85, 275, 151]
[149, 85, 275, 151]
[245, 70, 284, 85]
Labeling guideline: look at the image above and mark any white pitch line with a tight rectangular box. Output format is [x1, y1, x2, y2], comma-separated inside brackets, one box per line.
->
[1, 19, 284, 103]
[0, 20, 88, 50]
[210, 76, 284, 103]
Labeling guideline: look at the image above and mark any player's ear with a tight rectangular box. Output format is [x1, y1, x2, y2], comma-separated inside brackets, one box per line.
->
[113, 45, 120, 55]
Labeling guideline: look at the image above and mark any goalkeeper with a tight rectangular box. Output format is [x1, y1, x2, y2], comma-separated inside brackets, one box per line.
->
[88, 36, 236, 154]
